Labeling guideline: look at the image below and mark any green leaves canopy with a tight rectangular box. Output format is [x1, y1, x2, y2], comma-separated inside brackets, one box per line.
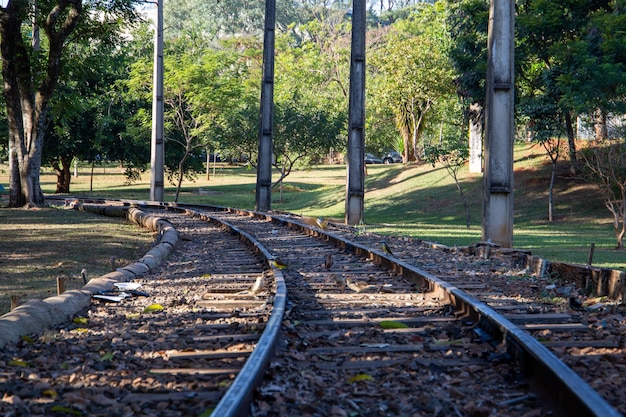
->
[369, 3, 457, 160]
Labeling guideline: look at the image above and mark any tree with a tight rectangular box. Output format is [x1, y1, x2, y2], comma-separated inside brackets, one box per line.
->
[215, 96, 261, 165]
[124, 32, 246, 201]
[369, 3, 457, 162]
[0, 0, 140, 207]
[580, 139, 626, 250]
[425, 135, 471, 228]
[43, 35, 135, 193]
[523, 99, 567, 222]
[164, 0, 304, 41]
[445, 0, 488, 173]
[272, 102, 345, 186]
[516, 0, 618, 166]
[557, 6, 626, 133]
[269, 16, 348, 179]
[165, 44, 244, 201]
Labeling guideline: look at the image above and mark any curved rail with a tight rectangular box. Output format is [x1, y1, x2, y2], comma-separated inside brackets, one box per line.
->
[181, 209, 288, 417]
[250, 210, 622, 417]
[43, 197, 621, 417]
[188, 204, 621, 417]
[44, 198, 289, 416]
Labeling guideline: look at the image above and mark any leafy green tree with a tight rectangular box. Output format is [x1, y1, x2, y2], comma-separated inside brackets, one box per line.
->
[43, 35, 139, 193]
[240, 13, 349, 182]
[215, 95, 261, 165]
[445, 0, 488, 171]
[557, 5, 626, 130]
[369, 3, 457, 162]
[445, 0, 488, 104]
[164, 0, 304, 40]
[0, 0, 140, 207]
[523, 99, 567, 222]
[124, 33, 246, 201]
[516, 0, 619, 165]
[205, 36, 264, 166]
[517, 0, 625, 223]
[166, 44, 244, 201]
[365, 102, 400, 157]
[273, 102, 345, 186]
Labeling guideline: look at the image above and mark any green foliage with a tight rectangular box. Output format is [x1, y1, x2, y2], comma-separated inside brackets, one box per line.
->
[556, 9, 626, 116]
[215, 96, 261, 165]
[117, 24, 156, 186]
[40, 4, 147, 193]
[265, 17, 350, 181]
[516, 0, 625, 146]
[425, 133, 471, 228]
[123, 31, 248, 197]
[164, 42, 245, 198]
[1, 0, 144, 206]
[368, 2, 458, 161]
[425, 140, 469, 170]
[273, 102, 345, 179]
[445, 0, 488, 105]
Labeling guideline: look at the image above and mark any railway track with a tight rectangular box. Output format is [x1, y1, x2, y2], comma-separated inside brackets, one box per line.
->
[0, 207, 286, 417]
[0, 199, 623, 417]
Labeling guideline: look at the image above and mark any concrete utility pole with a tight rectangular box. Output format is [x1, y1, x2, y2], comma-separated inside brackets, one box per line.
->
[345, 0, 366, 225]
[150, 0, 165, 202]
[482, 0, 515, 247]
[255, 0, 276, 212]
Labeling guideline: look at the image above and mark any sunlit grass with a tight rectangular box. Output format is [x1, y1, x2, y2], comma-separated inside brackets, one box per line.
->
[0, 141, 624, 273]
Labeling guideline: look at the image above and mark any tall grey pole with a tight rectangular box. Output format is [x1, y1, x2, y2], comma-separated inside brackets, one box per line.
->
[256, 0, 276, 212]
[150, 0, 165, 202]
[482, 0, 514, 247]
[345, 0, 366, 225]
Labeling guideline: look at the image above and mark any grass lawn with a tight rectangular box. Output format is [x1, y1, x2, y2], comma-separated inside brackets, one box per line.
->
[0, 207, 153, 315]
[0, 141, 623, 312]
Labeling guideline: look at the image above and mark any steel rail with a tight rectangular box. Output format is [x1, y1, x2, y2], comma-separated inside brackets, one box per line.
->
[44, 197, 622, 417]
[167, 207, 288, 417]
[45, 197, 287, 417]
[202, 205, 621, 417]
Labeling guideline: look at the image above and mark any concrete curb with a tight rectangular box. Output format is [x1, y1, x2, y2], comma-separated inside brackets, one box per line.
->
[0, 205, 179, 349]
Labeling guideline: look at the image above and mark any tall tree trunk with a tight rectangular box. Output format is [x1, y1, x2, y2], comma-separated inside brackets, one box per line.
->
[548, 159, 556, 222]
[0, 0, 82, 207]
[8, 136, 23, 206]
[409, 99, 419, 161]
[411, 105, 429, 161]
[396, 104, 413, 162]
[401, 124, 411, 163]
[14, 126, 46, 207]
[564, 111, 577, 169]
[52, 155, 72, 193]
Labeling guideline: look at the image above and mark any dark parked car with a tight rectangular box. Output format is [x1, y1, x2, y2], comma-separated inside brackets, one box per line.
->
[364, 153, 383, 164]
[383, 151, 403, 164]
[207, 153, 222, 163]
